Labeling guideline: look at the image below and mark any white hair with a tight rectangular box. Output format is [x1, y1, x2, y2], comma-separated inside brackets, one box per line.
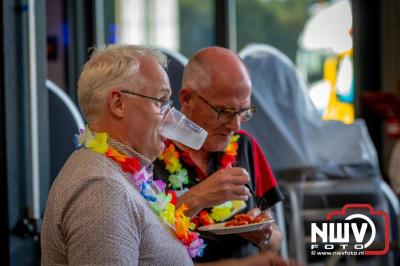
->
[77, 44, 167, 123]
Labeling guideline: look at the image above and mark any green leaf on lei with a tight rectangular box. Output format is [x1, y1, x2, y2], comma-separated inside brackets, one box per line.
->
[168, 168, 189, 190]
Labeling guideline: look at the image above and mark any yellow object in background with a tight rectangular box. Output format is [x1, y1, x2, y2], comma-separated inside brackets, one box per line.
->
[322, 52, 354, 124]
[323, 89, 354, 124]
[324, 57, 338, 86]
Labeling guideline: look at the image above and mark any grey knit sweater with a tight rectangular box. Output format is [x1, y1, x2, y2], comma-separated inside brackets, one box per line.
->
[41, 139, 193, 266]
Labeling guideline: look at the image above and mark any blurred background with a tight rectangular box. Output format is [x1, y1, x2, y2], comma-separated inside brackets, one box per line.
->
[1, 0, 400, 265]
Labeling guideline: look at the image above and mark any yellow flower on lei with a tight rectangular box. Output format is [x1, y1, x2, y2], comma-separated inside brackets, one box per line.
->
[159, 143, 182, 173]
[160, 203, 175, 226]
[165, 157, 182, 173]
[85, 132, 109, 154]
[224, 135, 240, 156]
[175, 204, 196, 241]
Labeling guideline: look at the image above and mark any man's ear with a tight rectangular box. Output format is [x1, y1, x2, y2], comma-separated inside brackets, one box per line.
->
[179, 88, 192, 107]
[108, 90, 125, 118]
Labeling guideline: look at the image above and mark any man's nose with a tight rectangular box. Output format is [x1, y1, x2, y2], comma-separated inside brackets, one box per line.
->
[226, 114, 241, 132]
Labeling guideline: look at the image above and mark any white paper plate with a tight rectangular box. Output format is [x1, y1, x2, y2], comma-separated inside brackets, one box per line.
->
[198, 219, 274, 235]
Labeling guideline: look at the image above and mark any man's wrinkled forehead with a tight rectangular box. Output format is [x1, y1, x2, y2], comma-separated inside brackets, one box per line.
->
[159, 87, 172, 98]
[205, 66, 252, 95]
[137, 58, 171, 95]
[202, 58, 251, 88]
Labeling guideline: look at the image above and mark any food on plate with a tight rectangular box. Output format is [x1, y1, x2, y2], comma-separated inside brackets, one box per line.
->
[224, 213, 268, 227]
[199, 210, 215, 226]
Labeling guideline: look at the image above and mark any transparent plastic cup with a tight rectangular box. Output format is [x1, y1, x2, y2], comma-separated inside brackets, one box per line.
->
[159, 107, 208, 150]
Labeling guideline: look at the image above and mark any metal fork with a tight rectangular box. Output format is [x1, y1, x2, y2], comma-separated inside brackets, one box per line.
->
[246, 184, 270, 212]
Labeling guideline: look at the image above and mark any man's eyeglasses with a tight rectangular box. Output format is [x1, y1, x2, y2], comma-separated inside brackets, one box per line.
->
[121, 90, 172, 115]
[192, 90, 256, 123]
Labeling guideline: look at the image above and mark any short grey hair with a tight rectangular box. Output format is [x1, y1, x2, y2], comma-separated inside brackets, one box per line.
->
[77, 44, 167, 123]
[182, 55, 212, 92]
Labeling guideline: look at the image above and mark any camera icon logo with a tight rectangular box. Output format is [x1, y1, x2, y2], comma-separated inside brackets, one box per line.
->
[310, 204, 390, 256]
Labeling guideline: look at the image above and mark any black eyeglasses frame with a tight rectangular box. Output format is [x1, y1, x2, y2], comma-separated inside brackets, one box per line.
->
[120, 90, 173, 115]
[191, 90, 256, 122]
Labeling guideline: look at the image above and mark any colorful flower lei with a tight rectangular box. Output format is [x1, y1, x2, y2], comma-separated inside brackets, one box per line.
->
[159, 134, 245, 224]
[74, 127, 205, 258]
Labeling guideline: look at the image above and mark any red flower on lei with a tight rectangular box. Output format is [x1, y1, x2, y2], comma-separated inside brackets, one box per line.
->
[105, 148, 141, 174]
[120, 157, 142, 173]
[219, 135, 240, 168]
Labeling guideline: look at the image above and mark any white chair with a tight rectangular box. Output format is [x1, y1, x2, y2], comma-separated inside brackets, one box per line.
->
[47, 79, 85, 181]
